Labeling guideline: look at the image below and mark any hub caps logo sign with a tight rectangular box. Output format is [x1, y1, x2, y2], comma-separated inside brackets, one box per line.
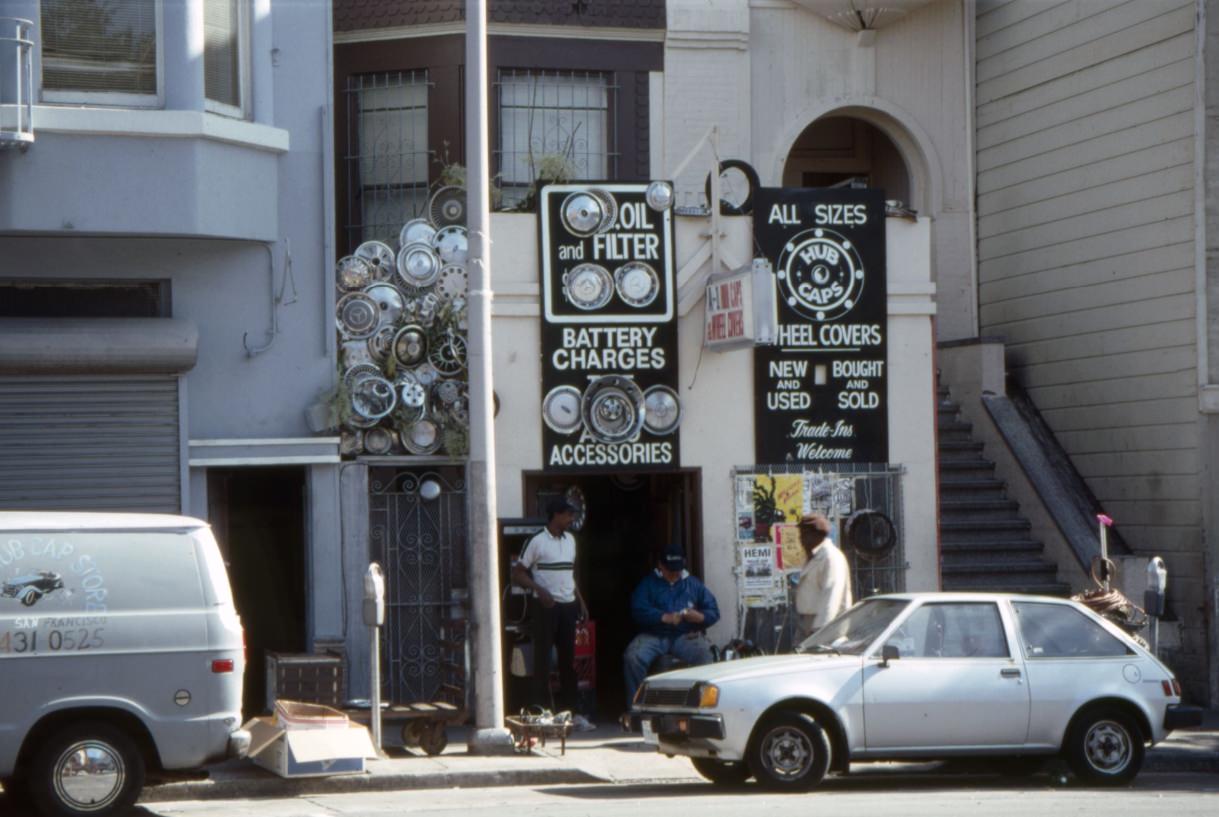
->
[776, 228, 865, 321]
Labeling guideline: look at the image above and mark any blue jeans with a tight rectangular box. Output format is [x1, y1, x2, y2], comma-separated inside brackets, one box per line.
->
[623, 632, 714, 707]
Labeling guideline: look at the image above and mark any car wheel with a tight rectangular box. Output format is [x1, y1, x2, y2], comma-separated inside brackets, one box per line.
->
[747, 711, 831, 792]
[690, 757, 752, 786]
[1065, 708, 1144, 785]
[30, 722, 145, 817]
[20, 589, 39, 607]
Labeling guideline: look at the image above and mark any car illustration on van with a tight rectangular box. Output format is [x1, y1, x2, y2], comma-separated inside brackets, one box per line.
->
[0, 513, 249, 817]
[1, 571, 65, 607]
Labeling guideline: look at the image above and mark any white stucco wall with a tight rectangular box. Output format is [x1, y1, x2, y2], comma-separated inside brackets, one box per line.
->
[662, 0, 975, 341]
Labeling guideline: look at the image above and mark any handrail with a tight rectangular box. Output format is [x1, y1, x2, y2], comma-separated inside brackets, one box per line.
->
[0, 17, 34, 150]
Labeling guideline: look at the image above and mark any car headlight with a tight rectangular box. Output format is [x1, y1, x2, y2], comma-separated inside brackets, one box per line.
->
[696, 683, 719, 708]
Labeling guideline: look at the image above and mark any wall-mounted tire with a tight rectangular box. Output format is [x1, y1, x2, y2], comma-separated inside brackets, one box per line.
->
[747, 711, 831, 792]
[704, 159, 759, 216]
[30, 721, 145, 817]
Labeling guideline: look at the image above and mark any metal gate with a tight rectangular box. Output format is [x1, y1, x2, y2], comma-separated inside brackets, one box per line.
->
[368, 465, 468, 705]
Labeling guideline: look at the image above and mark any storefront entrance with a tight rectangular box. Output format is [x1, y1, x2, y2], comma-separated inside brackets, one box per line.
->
[208, 467, 308, 718]
[518, 469, 702, 719]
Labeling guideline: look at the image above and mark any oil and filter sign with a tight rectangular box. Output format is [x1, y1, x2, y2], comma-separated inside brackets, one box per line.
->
[753, 188, 888, 464]
[538, 183, 681, 471]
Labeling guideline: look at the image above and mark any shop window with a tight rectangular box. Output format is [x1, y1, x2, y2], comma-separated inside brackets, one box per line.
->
[496, 69, 617, 208]
[204, 0, 247, 115]
[345, 70, 430, 248]
[41, 0, 161, 106]
[0, 280, 168, 318]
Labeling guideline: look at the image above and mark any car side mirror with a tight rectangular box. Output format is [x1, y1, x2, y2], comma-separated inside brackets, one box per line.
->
[880, 644, 900, 667]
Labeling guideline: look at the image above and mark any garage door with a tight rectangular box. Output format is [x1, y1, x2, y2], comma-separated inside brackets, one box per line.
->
[0, 375, 181, 512]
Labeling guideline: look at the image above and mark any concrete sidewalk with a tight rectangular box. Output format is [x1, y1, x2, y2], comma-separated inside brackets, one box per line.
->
[140, 714, 1219, 803]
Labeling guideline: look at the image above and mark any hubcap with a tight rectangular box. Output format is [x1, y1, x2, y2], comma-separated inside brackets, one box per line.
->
[53, 740, 125, 812]
[761, 726, 813, 780]
[1084, 720, 1131, 774]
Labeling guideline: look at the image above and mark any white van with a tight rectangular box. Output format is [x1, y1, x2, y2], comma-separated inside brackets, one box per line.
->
[0, 513, 249, 817]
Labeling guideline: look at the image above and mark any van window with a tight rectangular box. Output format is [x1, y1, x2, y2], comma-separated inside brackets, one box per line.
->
[0, 532, 203, 614]
[194, 529, 234, 607]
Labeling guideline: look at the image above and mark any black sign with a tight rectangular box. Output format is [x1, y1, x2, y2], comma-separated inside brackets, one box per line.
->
[538, 183, 680, 471]
[753, 188, 888, 464]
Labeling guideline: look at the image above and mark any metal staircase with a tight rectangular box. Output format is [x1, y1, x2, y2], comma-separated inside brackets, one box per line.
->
[937, 384, 1070, 595]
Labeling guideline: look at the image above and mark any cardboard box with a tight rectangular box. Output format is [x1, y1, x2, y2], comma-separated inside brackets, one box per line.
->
[243, 701, 376, 778]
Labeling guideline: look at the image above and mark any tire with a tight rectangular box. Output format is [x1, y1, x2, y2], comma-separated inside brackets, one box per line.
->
[30, 722, 145, 817]
[3, 775, 31, 806]
[1064, 708, 1144, 786]
[704, 159, 759, 215]
[690, 757, 752, 786]
[747, 711, 831, 792]
[21, 589, 39, 607]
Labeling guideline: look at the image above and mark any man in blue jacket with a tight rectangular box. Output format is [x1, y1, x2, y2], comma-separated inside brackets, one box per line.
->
[623, 543, 721, 709]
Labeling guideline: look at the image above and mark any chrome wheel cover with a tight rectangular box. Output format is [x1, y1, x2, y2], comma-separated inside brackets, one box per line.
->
[52, 739, 125, 812]
[1083, 720, 1132, 775]
[759, 725, 814, 782]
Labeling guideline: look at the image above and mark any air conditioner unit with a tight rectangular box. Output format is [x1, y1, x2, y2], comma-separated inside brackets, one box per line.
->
[0, 17, 35, 151]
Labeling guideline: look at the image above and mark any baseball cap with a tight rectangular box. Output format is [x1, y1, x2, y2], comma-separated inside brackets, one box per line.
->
[546, 497, 578, 519]
[659, 543, 686, 572]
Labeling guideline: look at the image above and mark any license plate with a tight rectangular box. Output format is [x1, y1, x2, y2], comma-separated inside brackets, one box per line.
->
[641, 718, 658, 745]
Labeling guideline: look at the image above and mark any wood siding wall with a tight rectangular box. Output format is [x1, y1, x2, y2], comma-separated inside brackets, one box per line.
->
[975, 0, 1205, 691]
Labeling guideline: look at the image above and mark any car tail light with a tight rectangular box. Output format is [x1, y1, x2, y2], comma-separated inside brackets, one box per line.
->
[1161, 680, 1172, 696]
[212, 659, 235, 674]
[1173, 679, 1182, 696]
[1161, 679, 1182, 697]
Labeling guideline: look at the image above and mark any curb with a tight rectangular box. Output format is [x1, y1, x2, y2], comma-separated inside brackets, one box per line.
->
[140, 767, 605, 803]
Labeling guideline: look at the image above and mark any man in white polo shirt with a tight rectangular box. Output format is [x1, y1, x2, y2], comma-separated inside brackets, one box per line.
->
[511, 498, 595, 731]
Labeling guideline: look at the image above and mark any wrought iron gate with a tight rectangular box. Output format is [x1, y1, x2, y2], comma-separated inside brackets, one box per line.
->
[369, 466, 468, 705]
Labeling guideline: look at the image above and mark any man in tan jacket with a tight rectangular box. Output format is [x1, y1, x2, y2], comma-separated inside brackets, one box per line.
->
[793, 513, 853, 643]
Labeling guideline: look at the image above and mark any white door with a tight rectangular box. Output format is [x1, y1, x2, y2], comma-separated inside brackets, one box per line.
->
[863, 601, 1030, 749]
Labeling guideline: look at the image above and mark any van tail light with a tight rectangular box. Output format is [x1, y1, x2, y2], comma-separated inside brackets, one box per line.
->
[212, 659, 235, 674]
[1161, 679, 1182, 697]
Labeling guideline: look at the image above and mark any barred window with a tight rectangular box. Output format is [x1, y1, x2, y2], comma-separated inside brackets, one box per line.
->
[345, 71, 430, 249]
[41, 0, 159, 104]
[496, 70, 617, 207]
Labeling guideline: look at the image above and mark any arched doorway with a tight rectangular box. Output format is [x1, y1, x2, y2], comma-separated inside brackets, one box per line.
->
[783, 116, 912, 208]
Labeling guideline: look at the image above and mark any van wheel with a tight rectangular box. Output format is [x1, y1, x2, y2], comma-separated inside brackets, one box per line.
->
[747, 711, 831, 792]
[690, 757, 752, 785]
[30, 722, 145, 817]
[1065, 708, 1144, 785]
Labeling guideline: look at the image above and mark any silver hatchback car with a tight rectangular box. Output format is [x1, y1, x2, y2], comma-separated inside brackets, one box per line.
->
[630, 593, 1202, 790]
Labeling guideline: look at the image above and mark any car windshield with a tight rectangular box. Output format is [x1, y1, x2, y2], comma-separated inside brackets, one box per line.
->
[796, 598, 910, 656]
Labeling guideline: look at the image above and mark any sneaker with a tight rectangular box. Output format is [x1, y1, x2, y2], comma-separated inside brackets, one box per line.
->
[571, 714, 597, 732]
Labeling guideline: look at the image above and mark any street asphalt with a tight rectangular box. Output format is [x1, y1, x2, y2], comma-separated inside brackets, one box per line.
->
[128, 711, 1219, 804]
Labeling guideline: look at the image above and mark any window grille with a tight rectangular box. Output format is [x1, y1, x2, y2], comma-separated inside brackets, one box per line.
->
[496, 69, 618, 207]
[345, 71, 430, 250]
[40, 0, 157, 100]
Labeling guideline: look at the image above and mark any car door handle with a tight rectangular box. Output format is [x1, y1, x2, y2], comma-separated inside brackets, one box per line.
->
[1000, 668, 1022, 678]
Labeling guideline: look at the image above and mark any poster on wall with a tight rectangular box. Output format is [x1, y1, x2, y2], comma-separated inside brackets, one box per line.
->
[538, 183, 681, 471]
[752, 188, 889, 464]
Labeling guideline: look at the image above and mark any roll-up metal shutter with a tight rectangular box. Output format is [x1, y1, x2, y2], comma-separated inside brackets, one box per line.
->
[0, 375, 181, 512]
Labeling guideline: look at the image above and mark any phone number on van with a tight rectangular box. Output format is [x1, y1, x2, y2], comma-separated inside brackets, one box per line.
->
[0, 627, 105, 653]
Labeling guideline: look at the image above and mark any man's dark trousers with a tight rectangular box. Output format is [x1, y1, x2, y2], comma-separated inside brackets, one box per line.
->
[531, 599, 579, 711]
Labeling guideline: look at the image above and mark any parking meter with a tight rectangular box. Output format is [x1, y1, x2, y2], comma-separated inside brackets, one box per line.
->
[363, 563, 385, 626]
[1144, 557, 1167, 617]
[364, 563, 385, 752]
